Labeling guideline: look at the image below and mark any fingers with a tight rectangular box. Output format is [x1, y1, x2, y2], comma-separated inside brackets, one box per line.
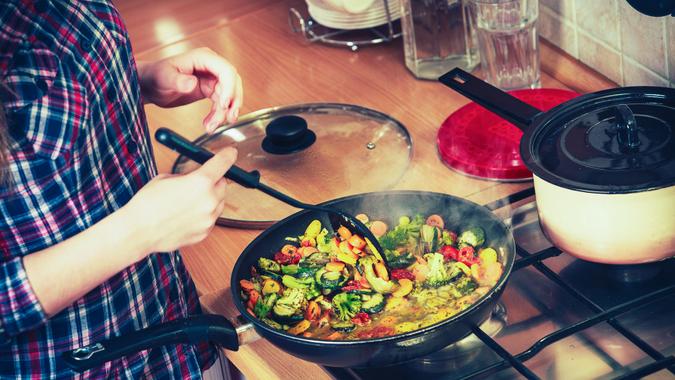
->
[196, 147, 238, 183]
[187, 48, 242, 131]
[212, 198, 227, 219]
[214, 177, 228, 200]
[227, 75, 243, 124]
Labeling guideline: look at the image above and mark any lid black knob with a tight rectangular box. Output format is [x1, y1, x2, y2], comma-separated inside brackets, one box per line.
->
[262, 115, 316, 154]
[615, 105, 640, 152]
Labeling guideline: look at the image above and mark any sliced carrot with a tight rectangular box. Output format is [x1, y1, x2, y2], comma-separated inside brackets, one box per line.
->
[288, 320, 311, 335]
[239, 279, 255, 291]
[425, 214, 445, 229]
[355, 213, 369, 224]
[369, 221, 388, 238]
[305, 301, 321, 321]
[325, 332, 344, 340]
[337, 226, 352, 241]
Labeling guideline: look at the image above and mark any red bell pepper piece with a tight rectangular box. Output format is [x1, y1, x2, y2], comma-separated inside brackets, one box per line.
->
[440, 245, 459, 262]
[390, 269, 415, 281]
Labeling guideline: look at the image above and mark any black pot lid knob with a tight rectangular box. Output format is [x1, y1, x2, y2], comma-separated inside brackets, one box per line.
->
[615, 104, 641, 152]
[262, 115, 316, 154]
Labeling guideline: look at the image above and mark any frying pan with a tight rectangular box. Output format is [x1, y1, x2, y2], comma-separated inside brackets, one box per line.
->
[63, 191, 515, 370]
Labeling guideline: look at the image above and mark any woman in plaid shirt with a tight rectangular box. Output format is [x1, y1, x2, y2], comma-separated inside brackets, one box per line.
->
[0, 1, 243, 378]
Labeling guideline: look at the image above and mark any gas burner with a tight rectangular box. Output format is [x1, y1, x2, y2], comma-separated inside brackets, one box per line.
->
[408, 303, 508, 374]
[604, 261, 665, 283]
[344, 304, 508, 378]
[558, 257, 675, 309]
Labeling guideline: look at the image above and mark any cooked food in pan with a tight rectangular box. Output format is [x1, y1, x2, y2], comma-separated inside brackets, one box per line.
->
[239, 214, 503, 340]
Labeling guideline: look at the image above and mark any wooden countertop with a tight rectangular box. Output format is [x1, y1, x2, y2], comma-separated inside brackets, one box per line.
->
[122, 1, 616, 378]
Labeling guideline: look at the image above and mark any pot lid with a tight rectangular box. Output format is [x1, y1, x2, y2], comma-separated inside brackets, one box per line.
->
[171, 103, 412, 228]
[521, 87, 675, 194]
[437, 89, 579, 181]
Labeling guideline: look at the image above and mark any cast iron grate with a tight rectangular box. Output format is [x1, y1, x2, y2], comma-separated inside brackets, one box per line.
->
[324, 187, 675, 380]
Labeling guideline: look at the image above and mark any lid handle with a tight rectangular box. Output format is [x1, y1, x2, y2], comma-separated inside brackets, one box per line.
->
[262, 115, 316, 154]
[615, 104, 640, 152]
[438, 68, 543, 132]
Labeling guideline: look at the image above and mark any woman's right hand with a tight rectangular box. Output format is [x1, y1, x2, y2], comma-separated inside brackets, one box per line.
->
[122, 147, 237, 257]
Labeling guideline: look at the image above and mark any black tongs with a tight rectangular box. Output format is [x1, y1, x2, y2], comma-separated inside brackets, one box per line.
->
[155, 128, 387, 265]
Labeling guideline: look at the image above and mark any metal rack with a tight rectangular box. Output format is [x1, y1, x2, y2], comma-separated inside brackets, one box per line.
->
[288, 0, 401, 51]
[326, 187, 675, 380]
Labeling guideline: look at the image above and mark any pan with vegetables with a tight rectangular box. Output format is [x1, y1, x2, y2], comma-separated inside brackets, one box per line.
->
[63, 191, 515, 369]
[241, 214, 503, 341]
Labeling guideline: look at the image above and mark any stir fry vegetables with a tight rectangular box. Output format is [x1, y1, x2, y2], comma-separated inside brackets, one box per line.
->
[239, 214, 504, 340]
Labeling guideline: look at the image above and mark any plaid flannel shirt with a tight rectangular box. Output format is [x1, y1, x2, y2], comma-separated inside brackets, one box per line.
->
[0, 1, 215, 378]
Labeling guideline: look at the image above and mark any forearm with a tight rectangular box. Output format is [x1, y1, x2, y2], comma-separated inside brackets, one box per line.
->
[22, 205, 151, 317]
[135, 60, 153, 104]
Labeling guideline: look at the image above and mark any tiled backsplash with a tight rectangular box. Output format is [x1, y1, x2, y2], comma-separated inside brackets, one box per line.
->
[538, 0, 674, 87]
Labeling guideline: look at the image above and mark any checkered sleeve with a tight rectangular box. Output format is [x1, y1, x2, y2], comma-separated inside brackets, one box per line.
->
[0, 257, 47, 344]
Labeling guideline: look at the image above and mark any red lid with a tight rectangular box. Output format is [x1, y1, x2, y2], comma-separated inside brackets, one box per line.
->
[437, 88, 579, 181]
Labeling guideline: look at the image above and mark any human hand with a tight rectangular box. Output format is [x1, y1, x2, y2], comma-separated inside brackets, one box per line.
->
[122, 147, 237, 256]
[138, 47, 243, 133]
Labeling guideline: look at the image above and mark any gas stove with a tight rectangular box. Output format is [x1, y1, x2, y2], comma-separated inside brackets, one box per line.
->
[323, 189, 675, 380]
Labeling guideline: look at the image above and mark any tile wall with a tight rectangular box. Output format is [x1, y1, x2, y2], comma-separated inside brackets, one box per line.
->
[538, 0, 673, 87]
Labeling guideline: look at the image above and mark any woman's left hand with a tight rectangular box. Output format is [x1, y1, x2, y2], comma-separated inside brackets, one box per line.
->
[138, 47, 243, 133]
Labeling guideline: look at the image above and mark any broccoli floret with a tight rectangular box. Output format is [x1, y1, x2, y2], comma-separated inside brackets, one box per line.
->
[332, 292, 362, 321]
[258, 257, 281, 273]
[423, 253, 453, 288]
[378, 214, 426, 251]
[458, 227, 486, 248]
[454, 276, 478, 296]
[254, 293, 278, 319]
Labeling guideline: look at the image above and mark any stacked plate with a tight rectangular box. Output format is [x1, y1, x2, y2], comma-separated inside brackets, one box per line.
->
[306, 0, 401, 30]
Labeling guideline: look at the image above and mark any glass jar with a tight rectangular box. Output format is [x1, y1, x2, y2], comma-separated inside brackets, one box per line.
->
[401, 0, 480, 80]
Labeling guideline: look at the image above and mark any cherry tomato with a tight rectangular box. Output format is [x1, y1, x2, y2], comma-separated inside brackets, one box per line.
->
[440, 245, 459, 262]
[457, 246, 478, 265]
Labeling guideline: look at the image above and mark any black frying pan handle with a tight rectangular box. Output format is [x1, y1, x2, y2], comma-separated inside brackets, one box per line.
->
[438, 68, 543, 131]
[62, 314, 238, 372]
[155, 127, 261, 188]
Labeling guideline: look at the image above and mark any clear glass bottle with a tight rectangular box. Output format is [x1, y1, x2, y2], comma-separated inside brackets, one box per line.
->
[401, 0, 480, 80]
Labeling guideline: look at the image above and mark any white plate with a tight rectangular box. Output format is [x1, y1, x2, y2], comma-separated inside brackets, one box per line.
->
[307, 0, 400, 30]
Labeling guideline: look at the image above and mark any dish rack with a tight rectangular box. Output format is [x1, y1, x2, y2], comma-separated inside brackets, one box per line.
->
[288, 0, 402, 51]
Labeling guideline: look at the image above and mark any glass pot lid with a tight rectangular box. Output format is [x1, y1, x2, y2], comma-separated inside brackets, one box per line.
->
[172, 103, 413, 228]
[521, 87, 675, 194]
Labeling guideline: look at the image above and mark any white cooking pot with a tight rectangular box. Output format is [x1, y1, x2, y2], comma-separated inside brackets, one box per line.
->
[441, 68, 675, 265]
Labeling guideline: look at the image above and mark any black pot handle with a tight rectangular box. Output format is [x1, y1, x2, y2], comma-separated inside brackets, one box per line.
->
[438, 68, 543, 132]
[62, 314, 239, 372]
[155, 127, 261, 189]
